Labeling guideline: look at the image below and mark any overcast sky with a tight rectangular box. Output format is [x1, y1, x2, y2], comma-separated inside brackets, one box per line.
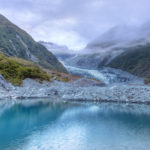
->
[0, 0, 150, 50]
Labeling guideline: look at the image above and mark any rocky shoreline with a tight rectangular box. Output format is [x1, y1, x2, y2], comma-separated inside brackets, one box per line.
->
[0, 74, 150, 104]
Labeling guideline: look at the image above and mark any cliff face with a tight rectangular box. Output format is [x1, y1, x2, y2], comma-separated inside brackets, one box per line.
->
[0, 14, 67, 72]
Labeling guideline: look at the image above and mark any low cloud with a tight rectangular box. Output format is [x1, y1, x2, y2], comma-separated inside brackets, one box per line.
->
[0, 0, 150, 50]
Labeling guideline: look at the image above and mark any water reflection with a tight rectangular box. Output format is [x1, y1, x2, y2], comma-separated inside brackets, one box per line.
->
[0, 99, 150, 150]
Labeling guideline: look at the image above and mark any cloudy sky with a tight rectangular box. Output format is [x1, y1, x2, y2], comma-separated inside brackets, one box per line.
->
[0, 0, 150, 50]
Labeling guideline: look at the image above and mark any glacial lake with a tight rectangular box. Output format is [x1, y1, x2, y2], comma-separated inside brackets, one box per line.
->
[0, 99, 150, 150]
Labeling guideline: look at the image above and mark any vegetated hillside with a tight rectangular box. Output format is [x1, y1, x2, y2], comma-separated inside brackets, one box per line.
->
[0, 52, 50, 85]
[108, 45, 150, 80]
[87, 24, 150, 51]
[68, 24, 150, 70]
[0, 52, 76, 86]
[0, 14, 66, 72]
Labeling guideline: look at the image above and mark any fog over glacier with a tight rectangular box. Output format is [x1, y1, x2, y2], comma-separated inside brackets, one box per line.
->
[0, 0, 150, 50]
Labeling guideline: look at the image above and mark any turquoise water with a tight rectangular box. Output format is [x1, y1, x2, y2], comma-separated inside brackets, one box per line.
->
[0, 99, 150, 150]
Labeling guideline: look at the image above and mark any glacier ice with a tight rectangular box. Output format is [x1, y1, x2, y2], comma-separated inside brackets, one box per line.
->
[64, 64, 143, 85]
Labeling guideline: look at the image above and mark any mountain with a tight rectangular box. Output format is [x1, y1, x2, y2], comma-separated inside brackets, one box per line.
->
[87, 24, 150, 52]
[39, 41, 76, 61]
[0, 52, 79, 86]
[65, 24, 150, 71]
[0, 14, 66, 72]
[108, 45, 150, 78]
[89, 24, 150, 79]
[92, 24, 150, 78]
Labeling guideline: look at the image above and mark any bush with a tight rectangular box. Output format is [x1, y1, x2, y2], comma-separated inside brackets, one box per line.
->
[0, 53, 50, 86]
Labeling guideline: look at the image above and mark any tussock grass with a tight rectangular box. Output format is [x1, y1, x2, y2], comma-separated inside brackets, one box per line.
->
[0, 53, 50, 86]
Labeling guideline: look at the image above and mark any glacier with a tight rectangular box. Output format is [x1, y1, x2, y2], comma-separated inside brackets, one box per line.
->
[64, 64, 143, 85]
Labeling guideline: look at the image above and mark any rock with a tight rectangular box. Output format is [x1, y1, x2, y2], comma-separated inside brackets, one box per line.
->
[0, 74, 149, 104]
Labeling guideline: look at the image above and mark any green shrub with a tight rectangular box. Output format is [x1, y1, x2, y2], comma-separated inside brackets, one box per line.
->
[0, 53, 50, 86]
[62, 77, 69, 82]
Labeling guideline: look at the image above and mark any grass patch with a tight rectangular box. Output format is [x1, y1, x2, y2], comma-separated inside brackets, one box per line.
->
[0, 53, 50, 86]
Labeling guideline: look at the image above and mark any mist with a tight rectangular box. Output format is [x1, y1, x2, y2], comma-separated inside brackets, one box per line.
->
[0, 0, 150, 50]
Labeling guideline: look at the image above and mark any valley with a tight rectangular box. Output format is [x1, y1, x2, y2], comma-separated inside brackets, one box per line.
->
[0, 2, 150, 149]
[1, 0, 150, 149]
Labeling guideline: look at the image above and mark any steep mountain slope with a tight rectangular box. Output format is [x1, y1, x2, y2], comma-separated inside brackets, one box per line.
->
[66, 24, 150, 69]
[0, 52, 80, 86]
[0, 14, 66, 72]
[108, 45, 150, 78]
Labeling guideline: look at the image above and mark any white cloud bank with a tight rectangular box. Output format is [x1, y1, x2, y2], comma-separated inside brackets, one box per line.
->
[0, 0, 150, 50]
